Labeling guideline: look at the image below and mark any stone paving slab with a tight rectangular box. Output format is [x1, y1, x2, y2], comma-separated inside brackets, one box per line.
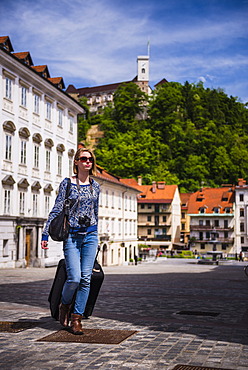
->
[0, 259, 248, 369]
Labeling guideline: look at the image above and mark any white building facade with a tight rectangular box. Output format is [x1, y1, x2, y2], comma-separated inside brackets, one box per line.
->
[0, 36, 84, 268]
[234, 178, 248, 257]
[94, 170, 140, 266]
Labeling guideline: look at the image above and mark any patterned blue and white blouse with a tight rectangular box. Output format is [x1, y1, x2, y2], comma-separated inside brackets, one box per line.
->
[42, 177, 100, 241]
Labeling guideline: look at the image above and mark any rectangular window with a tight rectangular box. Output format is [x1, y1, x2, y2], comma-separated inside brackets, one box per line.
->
[241, 236, 245, 244]
[5, 77, 12, 99]
[33, 194, 38, 216]
[181, 223, 185, 230]
[224, 231, 228, 239]
[239, 194, 244, 202]
[20, 140, 26, 164]
[118, 193, 121, 209]
[69, 158, 73, 176]
[46, 101, 52, 120]
[58, 154, 62, 176]
[34, 145, 39, 168]
[141, 204, 145, 209]
[112, 192, 115, 208]
[34, 94, 40, 114]
[199, 220, 203, 226]
[147, 215, 151, 221]
[99, 191, 103, 207]
[240, 222, 245, 232]
[45, 195, 50, 215]
[240, 208, 244, 217]
[118, 219, 122, 235]
[224, 220, 228, 228]
[5, 134, 12, 160]
[21, 86, 27, 107]
[214, 220, 219, 227]
[147, 228, 151, 235]
[58, 108, 63, 127]
[4, 190, 11, 214]
[69, 116, 74, 132]
[111, 219, 115, 235]
[206, 220, 210, 226]
[3, 239, 9, 257]
[163, 216, 167, 222]
[106, 190, 109, 207]
[19, 192, 25, 214]
[46, 150, 51, 172]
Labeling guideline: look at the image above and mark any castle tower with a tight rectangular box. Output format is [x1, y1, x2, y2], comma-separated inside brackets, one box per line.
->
[137, 55, 149, 94]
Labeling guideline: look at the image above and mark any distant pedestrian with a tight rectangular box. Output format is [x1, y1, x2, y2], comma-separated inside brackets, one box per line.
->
[134, 255, 138, 265]
[239, 250, 244, 262]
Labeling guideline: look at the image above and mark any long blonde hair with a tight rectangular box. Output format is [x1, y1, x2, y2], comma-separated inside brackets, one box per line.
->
[73, 148, 97, 176]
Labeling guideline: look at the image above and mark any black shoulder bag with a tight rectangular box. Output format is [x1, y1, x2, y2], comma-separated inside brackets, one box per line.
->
[48, 178, 71, 241]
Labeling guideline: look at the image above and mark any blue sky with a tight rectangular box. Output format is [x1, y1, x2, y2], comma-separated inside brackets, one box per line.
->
[1, 0, 248, 103]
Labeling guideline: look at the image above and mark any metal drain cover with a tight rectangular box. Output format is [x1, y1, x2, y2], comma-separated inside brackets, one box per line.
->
[176, 311, 220, 317]
[172, 365, 229, 370]
[0, 321, 36, 333]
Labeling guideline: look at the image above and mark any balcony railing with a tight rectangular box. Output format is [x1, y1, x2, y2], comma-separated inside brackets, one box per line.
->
[190, 225, 233, 231]
[139, 235, 171, 242]
[194, 237, 234, 244]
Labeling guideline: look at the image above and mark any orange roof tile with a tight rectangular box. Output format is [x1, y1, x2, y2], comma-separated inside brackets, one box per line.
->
[48, 77, 65, 89]
[180, 193, 192, 209]
[120, 178, 140, 188]
[137, 184, 177, 204]
[0, 36, 14, 52]
[95, 168, 140, 192]
[187, 186, 235, 214]
[13, 51, 33, 66]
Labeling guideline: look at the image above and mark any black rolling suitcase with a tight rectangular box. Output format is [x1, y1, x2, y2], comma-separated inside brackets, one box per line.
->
[48, 254, 104, 320]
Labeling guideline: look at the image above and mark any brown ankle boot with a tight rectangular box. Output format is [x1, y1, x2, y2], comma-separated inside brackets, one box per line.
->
[70, 313, 84, 335]
[59, 303, 70, 327]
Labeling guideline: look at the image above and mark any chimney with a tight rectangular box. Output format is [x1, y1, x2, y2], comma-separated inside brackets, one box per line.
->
[157, 181, 165, 189]
[238, 178, 246, 187]
[138, 176, 142, 186]
[152, 181, 156, 193]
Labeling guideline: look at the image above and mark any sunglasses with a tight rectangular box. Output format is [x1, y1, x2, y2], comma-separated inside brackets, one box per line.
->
[78, 156, 94, 163]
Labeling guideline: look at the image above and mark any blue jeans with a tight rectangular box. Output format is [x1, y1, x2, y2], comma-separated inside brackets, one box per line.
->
[62, 231, 98, 315]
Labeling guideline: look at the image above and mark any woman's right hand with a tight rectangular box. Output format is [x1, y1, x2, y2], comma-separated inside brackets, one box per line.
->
[41, 241, 49, 249]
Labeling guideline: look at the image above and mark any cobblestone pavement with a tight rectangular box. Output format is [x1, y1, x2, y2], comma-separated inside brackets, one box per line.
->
[0, 258, 248, 370]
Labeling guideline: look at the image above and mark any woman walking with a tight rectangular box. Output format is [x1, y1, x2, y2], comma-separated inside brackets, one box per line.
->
[41, 148, 100, 334]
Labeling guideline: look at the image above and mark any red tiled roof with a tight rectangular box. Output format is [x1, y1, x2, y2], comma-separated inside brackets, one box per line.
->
[180, 193, 192, 209]
[121, 179, 177, 202]
[31, 65, 48, 73]
[138, 184, 177, 201]
[48, 77, 65, 89]
[95, 168, 140, 192]
[0, 36, 14, 52]
[13, 51, 33, 66]
[0, 36, 8, 43]
[31, 65, 50, 78]
[120, 178, 140, 188]
[154, 78, 168, 87]
[65, 79, 139, 97]
[187, 186, 235, 214]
